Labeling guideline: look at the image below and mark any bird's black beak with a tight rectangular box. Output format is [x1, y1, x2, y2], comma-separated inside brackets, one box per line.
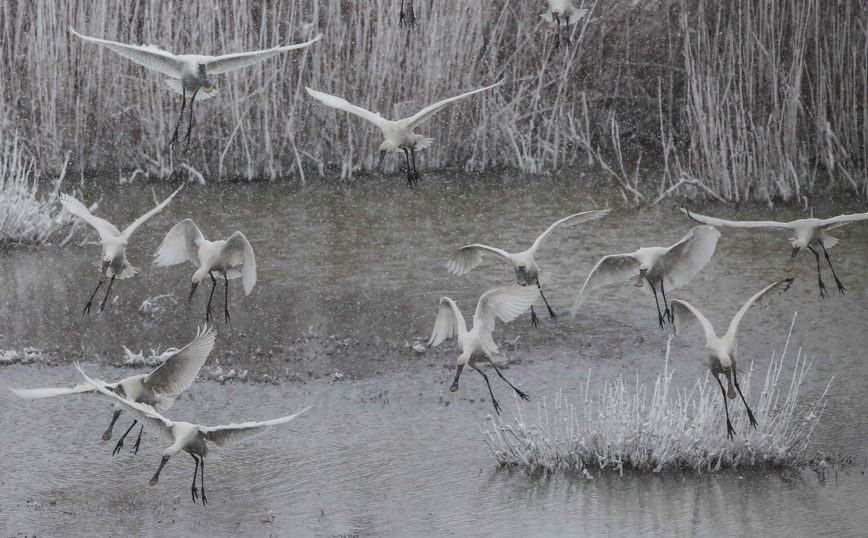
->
[635, 269, 647, 288]
[186, 282, 198, 308]
[784, 247, 799, 273]
[450, 364, 464, 392]
[150, 455, 170, 486]
[99, 261, 110, 283]
[374, 150, 386, 176]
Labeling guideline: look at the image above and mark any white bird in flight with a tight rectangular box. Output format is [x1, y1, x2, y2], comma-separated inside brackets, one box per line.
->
[305, 80, 504, 186]
[154, 219, 257, 323]
[69, 27, 322, 146]
[10, 326, 216, 455]
[571, 225, 720, 329]
[446, 209, 611, 326]
[670, 278, 793, 439]
[428, 286, 540, 414]
[76, 363, 310, 505]
[683, 207, 868, 298]
[60, 186, 182, 314]
[541, 1, 588, 49]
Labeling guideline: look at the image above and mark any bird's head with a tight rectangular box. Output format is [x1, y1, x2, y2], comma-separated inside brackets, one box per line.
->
[198, 64, 213, 93]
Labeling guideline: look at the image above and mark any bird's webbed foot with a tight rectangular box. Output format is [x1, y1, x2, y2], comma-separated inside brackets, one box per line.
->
[112, 438, 125, 456]
[191, 484, 199, 503]
[834, 278, 846, 295]
[530, 307, 540, 328]
[725, 419, 736, 440]
[513, 387, 531, 402]
[817, 277, 827, 299]
[491, 397, 501, 415]
[224, 308, 231, 324]
[82, 301, 93, 315]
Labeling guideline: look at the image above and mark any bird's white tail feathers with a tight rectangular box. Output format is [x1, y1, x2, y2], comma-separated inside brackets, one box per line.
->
[164, 79, 217, 101]
[540, 12, 555, 22]
[820, 234, 839, 249]
[111, 263, 139, 280]
[413, 136, 435, 151]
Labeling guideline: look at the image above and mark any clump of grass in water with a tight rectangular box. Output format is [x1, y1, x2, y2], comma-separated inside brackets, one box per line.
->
[481, 319, 833, 474]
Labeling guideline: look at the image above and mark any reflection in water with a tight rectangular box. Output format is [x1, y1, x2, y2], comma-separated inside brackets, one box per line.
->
[1, 174, 868, 536]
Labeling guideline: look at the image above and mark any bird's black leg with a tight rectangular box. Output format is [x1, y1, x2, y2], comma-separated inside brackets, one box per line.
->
[807, 245, 827, 298]
[538, 285, 558, 321]
[98, 274, 116, 313]
[821, 244, 846, 294]
[205, 272, 217, 322]
[149, 455, 169, 486]
[184, 91, 197, 146]
[732, 372, 758, 429]
[113, 419, 138, 456]
[565, 21, 572, 47]
[470, 363, 501, 415]
[553, 15, 561, 51]
[449, 363, 464, 392]
[716, 376, 736, 440]
[200, 457, 207, 505]
[402, 148, 413, 188]
[133, 424, 144, 454]
[409, 148, 421, 184]
[530, 305, 540, 328]
[399, 0, 406, 26]
[223, 274, 231, 324]
[649, 281, 665, 330]
[103, 409, 122, 441]
[488, 360, 530, 401]
[83, 281, 103, 315]
[169, 91, 187, 147]
[660, 280, 672, 323]
[190, 454, 200, 503]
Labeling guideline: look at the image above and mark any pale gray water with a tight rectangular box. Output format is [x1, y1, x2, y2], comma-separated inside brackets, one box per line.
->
[1, 173, 867, 536]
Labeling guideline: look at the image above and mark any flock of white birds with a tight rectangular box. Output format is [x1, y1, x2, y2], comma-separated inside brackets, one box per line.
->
[9, 0, 868, 504]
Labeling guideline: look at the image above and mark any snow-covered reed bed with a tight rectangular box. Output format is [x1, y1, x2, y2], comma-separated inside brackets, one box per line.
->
[3, 0, 865, 200]
[0, 138, 76, 245]
[482, 332, 832, 474]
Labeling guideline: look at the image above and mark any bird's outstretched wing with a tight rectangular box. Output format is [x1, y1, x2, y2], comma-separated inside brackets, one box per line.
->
[446, 244, 512, 276]
[570, 254, 640, 314]
[76, 363, 176, 443]
[222, 232, 257, 294]
[60, 193, 120, 240]
[9, 379, 116, 400]
[144, 326, 216, 399]
[205, 35, 322, 75]
[818, 211, 868, 230]
[69, 27, 182, 79]
[681, 207, 792, 230]
[530, 209, 611, 254]
[201, 406, 311, 448]
[405, 79, 505, 129]
[726, 278, 793, 338]
[670, 299, 717, 342]
[153, 219, 204, 267]
[306, 87, 389, 130]
[428, 297, 466, 347]
[120, 186, 183, 241]
[473, 285, 540, 335]
[658, 226, 720, 290]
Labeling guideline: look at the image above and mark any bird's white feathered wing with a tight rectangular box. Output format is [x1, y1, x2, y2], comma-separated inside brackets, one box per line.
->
[305, 87, 389, 130]
[818, 211, 868, 230]
[670, 299, 718, 342]
[473, 286, 540, 334]
[657, 226, 720, 290]
[9, 380, 115, 400]
[154, 218, 205, 267]
[530, 209, 611, 254]
[428, 297, 466, 347]
[60, 193, 120, 240]
[201, 406, 311, 448]
[446, 244, 512, 276]
[222, 232, 257, 294]
[570, 253, 641, 314]
[120, 186, 183, 241]
[681, 208, 791, 230]
[405, 79, 504, 129]
[205, 35, 322, 74]
[69, 27, 182, 79]
[726, 278, 794, 339]
[143, 326, 216, 399]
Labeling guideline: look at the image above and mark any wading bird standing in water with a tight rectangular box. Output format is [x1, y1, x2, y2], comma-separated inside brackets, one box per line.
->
[154, 219, 257, 323]
[10, 327, 216, 455]
[76, 363, 309, 505]
[428, 286, 540, 414]
[682, 207, 868, 298]
[541, 1, 588, 50]
[447, 210, 611, 327]
[61, 186, 182, 314]
[670, 278, 793, 439]
[571, 226, 720, 329]
[69, 28, 321, 147]
[305, 80, 504, 187]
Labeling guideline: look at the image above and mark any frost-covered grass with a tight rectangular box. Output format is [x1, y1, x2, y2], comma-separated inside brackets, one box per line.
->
[481, 332, 833, 474]
[0, 139, 76, 245]
[2, 0, 865, 200]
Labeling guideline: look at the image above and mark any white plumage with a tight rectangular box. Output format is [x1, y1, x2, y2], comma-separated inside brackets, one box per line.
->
[11, 326, 216, 454]
[61, 186, 182, 314]
[571, 225, 720, 328]
[670, 278, 793, 439]
[76, 363, 310, 505]
[306, 80, 504, 185]
[540, 0, 588, 49]
[154, 219, 256, 323]
[428, 286, 539, 414]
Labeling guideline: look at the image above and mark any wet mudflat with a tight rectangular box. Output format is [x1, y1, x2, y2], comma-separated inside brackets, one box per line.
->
[1, 172, 867, 536]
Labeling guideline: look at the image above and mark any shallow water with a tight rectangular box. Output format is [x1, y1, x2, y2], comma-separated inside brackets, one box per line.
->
[1, 172, 867, 536]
